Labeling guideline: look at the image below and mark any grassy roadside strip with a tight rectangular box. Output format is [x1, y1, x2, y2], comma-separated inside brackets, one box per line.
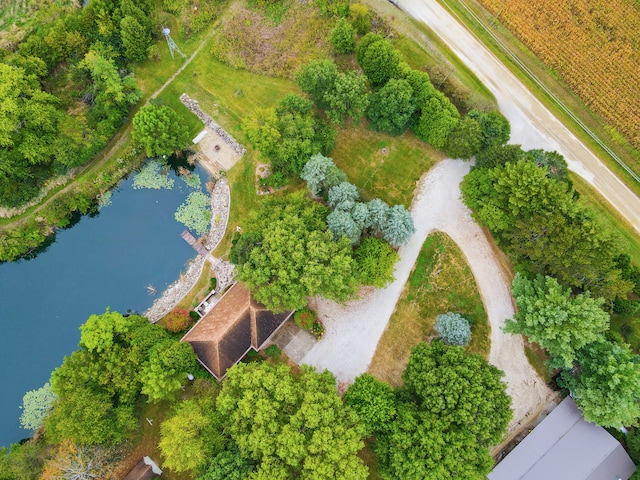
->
[435, 0, 640, 197]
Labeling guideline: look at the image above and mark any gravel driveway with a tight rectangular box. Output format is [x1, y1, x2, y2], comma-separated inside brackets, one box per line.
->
[301, 160, 554, 434]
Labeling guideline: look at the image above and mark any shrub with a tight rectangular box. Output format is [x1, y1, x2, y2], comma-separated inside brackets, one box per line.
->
[165, 308, 192, 333]
[189, 310, 200, 321]
[349, 3, 370, 34]
[435, 312, 471, 346]
[312, 320, 325, 338]
[354, 237, 399, 288]
[613, 298, 640, 315]
[265, 344, 281, 358]
[294, 308, 317, 330]
[330, 18, 355, 54]
[209, 277, 217, 292]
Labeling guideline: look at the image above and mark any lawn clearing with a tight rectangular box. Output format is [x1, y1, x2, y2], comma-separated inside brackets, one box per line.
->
[331, 125, 443, 208]
[368, 232, 490, 387]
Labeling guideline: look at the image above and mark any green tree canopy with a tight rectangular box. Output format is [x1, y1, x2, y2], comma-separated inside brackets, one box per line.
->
[140, 340, 198, 402]
[45, 310, 181, 444]
[232, 191, 357, 312]
[330, 17, 355, 54]
[356, 34, 401, 88]
[243, 94, 335, 177]
[300, 153, 347, 196]
[344, 373, 396, 434]
[216, 362, 368, 480]
[159, 387, 225, 474]
[505, 273, 609, 368]
[324, 71, 370, 126]
[467, 109, 511, 149]
[366, 78, 415, 136]
[372, 342, 511, 479]
[353, 237, 399, 288]
[461, 160, 632, 300]
[560, 340, 640, 427]
[295, 59, 338, 110]
[443, 115, 483, 159]
[413, 91, 460, 149]
[132, 103, 189, 157]
[401, 341, 511, 446]
[120, 15, 151, 63]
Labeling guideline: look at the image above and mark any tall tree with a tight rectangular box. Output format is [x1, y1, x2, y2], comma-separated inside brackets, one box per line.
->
[467, 109, 510, 149]
[20, 383, 56, 432]
[159, 391, 225, 474]
[120, 15, 151, 63]
[356, 35, 400, 88]
[300, 153, 347, 196]
[505, 273, 609, 368]
[444, 115, 483, 159]
[140, 340, 198, 402]
[413, 91, 459, 149]
[366, 78, 415, 136]
[324, 71, 370, 126]
[133, 103, 189, 157]
[330, 17, 355, 54]
[216, 362, 368, 480]
[233, 192, 357, 312]
[560, 340, 640, 427]
[295, 60, 338, 110]
[373, 342, 511, 480]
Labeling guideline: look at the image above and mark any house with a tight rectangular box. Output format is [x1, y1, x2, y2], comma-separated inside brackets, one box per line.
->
[181, 282, 293, 380]
[489, 397, 636, 480]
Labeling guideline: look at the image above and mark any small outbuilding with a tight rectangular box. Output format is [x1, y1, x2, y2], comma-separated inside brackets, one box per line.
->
[181, 282, 293, 380]
[123, 456, 162, 480]
[489, 396, 636, 480]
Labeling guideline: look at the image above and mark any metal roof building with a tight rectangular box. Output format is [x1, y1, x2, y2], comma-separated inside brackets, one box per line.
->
[489, 397, 636, 480]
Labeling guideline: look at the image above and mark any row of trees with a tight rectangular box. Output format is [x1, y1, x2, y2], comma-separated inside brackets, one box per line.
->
[462, 150, 640, 426]
[461, 158, 632, 302]
[345, 341, 511, 479]
[505, 273, 640, 427]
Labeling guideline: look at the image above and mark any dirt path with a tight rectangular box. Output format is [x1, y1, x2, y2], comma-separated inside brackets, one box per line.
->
[301, 160, 553, 435]
[395, 0, 640, 232]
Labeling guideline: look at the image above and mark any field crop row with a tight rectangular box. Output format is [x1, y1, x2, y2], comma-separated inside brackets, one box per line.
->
[478, 0, 640, 149]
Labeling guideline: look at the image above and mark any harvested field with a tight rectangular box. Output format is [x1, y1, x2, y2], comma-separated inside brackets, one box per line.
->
[477, 0, 640, 149]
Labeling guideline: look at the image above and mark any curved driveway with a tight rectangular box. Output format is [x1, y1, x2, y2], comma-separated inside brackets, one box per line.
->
[397, 0, 640, 232]
[301, 160, 554, 434]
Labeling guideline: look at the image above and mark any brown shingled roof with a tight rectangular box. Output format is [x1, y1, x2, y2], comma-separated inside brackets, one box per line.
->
[182, 283, 292, 379]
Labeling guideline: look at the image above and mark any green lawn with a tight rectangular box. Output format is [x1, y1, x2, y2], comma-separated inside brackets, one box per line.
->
[368, 232, 491, 387]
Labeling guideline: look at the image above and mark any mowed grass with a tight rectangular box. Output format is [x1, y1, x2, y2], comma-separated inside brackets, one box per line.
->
[332, 125, 443, 208]
[368, 232, 490, 387]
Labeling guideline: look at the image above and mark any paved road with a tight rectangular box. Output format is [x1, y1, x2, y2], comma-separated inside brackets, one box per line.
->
[396, 0, 640, 233]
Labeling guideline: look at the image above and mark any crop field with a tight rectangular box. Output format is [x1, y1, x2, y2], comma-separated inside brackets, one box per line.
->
[478, 0, 640, 150]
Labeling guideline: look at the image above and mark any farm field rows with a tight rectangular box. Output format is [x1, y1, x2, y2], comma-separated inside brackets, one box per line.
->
[477, 0, 640, 151]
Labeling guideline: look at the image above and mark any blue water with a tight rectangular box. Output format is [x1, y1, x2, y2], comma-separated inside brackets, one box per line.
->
[0, 166, 207, 446]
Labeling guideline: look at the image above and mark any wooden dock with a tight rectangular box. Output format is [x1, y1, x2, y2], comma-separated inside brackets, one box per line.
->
[180, 230, 210, 257]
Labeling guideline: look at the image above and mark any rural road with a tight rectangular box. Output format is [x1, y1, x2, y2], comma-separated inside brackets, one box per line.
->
[302, 160, 554, 435]
[396, 0, 640, 233]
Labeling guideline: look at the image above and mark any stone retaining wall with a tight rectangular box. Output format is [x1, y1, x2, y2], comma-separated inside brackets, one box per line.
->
[144, 177, 234, 323]
[180, 93, 246, 156]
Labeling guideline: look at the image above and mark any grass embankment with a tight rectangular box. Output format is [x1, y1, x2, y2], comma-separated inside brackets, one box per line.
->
[369, 232, 491, 387]
[436, 0, 640, 197]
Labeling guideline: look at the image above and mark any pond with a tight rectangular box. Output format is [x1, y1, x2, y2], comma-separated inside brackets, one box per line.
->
[0, 165, 208, 447]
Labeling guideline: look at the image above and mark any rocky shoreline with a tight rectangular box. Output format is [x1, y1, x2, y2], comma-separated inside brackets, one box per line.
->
[144, 177, 234, 323]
